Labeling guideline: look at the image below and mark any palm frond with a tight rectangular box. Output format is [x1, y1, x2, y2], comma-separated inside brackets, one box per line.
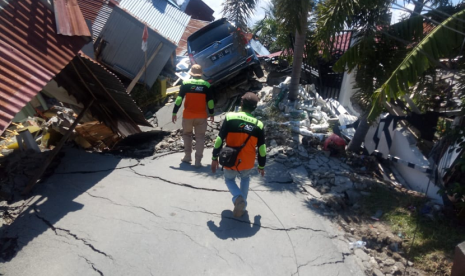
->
[368, 9, 465, 120]
[222, 0, 257, 30]
[275, 0, 313, 34]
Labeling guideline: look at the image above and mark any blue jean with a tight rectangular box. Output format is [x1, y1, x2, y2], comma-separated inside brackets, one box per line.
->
[223, 168, 254, 209]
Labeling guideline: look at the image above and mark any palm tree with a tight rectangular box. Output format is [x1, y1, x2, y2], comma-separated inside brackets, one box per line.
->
[316, 0, 464, 151]
[369, 8, 465, 120]
[222, 0, 257, 52]
[275, 0, 314, 101]
[315, 0, 394, 151]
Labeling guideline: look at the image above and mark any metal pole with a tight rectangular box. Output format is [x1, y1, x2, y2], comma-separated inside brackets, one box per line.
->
[22, 99, 95, 195]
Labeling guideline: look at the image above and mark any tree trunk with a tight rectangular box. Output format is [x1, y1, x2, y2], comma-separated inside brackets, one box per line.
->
[288, 15, 307, 101]
[346, 113, 371, 153]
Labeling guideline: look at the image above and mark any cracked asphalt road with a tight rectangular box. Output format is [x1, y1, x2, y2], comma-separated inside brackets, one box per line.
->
[0, 148, 364, 276]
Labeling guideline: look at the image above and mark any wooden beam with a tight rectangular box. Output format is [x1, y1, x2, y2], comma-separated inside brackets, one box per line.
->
[22, 99, 95, 195]
[77, 56, 140, 130]
[127, 42, 164, 94]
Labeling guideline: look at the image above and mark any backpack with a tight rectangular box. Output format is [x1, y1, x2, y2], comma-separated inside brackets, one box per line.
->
[218, 134, 252, 168]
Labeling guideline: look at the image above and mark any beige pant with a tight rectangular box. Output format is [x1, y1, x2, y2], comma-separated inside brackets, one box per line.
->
[182, 118, 207, 161]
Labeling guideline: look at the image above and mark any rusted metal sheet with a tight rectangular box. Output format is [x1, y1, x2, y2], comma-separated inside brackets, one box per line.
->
[176, 18, 209, 55]
[76, 0, 105, 23]
[76, 0, 112, 40]
[55, 53, 151, 137]
[54, 0, 91, 37]
[0, 0, 88, 136]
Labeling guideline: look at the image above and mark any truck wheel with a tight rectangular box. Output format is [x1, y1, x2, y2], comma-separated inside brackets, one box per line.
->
[253, 63, 264, 78]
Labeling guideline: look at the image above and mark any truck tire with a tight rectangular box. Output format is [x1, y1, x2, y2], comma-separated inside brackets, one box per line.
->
[252, 63, 264, 78]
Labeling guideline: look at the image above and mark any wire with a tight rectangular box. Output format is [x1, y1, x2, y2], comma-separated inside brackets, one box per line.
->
[250, 188, 301, 276]
[376, 28, 450, 70]
[392, 2, 465, 36]
[411, 0, 465, 24]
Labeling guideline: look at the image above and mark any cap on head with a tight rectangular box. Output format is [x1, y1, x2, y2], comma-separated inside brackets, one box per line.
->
[241, 92, 259, 111]
[189, 64, 203, 77]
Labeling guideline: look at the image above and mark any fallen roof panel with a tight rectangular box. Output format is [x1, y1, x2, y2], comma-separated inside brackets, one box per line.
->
[55, 53, 151, 137]
[54, 0, 92, 37]
[0, 0, 88, 135]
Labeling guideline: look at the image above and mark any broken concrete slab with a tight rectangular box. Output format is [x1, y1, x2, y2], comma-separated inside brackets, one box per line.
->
[288, 166, 310, 185]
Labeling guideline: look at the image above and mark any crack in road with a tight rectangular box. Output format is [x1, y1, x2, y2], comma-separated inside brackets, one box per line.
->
[161, 227, 230, 265]
[79, 255, 104, 276]
[226, 249, 254, 271]
[291, 255, 322, 276]
[291, 253, 348, 276]
[174, 207, 325, 232]
[33, 207, 113, 260]
[130, 168, 229, 192]
[55, 161, 141, 175]
[92, 215, 150, 230]
[311, 253, 349, 267]
[84, 192, 161, 219]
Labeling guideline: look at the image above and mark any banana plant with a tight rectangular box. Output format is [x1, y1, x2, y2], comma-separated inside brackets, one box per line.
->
[368, 9, 465, 120]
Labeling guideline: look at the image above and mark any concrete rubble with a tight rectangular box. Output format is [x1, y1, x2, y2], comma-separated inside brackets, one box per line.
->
[224, 79, 433, 276]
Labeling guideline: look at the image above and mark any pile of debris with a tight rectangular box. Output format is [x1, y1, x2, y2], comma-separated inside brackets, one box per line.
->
[151, 118, 223, 154]
[251, 80, 441, 276]
[0, 149, 62, 202]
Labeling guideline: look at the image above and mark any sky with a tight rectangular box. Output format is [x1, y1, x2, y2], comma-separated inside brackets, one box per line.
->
[180, 0, 463, 26]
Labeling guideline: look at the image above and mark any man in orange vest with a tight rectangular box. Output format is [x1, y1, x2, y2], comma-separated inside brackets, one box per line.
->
[211, 93, 266, 217]
[172, 64, 214, 167]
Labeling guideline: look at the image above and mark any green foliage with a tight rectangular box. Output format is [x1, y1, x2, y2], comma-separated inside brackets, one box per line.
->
[275, 0, 314, 35]
[368, 9, 465, 121]
[315, 0, 392, 59]
[361, 185, 465, 275]
[222, 0, 257, 31]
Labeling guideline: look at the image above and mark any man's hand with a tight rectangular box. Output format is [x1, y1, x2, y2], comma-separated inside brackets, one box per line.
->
[211, 159, 219, 173]
[172, 114, 177, 124]
[258, 168, 265, 177]
[208, 116, 214, 123]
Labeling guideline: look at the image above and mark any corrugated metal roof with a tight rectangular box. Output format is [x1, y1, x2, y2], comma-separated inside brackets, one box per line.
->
[77, 0, 113, 41]
[176, 18, 209, 55]
[54, 0, 92, 37]
[0, 0, 88, 135]
[76, 0, 105, 23]
[91, 3, 113, 40]
[55, 53, 150, 137]
[98, 6, 177, 87]
[118, 0, 190, 44]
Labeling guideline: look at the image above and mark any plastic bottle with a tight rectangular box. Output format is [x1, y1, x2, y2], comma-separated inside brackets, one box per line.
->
[349, 241, 366, 250]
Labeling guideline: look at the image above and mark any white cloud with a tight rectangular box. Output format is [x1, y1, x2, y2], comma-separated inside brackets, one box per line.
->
[200, 0, 270, 26]
[390, 3, 415, 24]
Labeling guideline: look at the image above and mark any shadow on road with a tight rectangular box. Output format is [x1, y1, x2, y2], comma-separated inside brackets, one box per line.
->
[207, 210, 261, 240]
[169, 162, 225, 180]
[0, 149, 121, 263]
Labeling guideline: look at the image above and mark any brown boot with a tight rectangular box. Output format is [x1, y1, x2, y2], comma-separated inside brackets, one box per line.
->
[233, 196, 246, 218]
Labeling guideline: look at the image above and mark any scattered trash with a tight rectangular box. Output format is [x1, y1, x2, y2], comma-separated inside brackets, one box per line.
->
[349, 241, 367, 250]
[371, 209, 384, 221]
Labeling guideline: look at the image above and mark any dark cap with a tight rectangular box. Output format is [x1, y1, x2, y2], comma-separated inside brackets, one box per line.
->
[241, 92, 259, 110]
